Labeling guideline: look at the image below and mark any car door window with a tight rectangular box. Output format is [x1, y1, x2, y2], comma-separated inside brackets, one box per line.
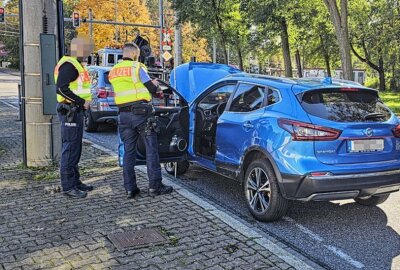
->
[198, 84, 236, 114]
[228, 83, 267, 112]
[266, 87, 280, 106]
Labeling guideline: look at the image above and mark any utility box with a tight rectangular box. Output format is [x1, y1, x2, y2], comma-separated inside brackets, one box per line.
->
[40, 34, 57, 115]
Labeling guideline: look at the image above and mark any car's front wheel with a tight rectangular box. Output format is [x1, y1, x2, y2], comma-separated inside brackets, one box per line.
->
[84, 109, 99, 132]
[164, 160, 190, 176]
[244, 159, 288, 222]
[354, 194, 390, 206]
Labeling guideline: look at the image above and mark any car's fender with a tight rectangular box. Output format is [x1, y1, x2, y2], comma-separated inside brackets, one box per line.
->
[237, 146, 291, 198]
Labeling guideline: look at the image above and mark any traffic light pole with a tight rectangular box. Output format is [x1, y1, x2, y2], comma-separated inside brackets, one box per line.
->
[159, 0, 164, 68]
[56, 0, 65, 57]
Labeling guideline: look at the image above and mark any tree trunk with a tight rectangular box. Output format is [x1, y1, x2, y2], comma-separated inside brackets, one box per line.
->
[279, 18, 292, 77]
[211, 0, 228, 63]
[390, 55, 398, 91]
[295, 49, 302, 77]
[323, 0, 353, 80]
[319, 34, 331, 77]
[237, 45, 243, 71]
[350, 43, 385, 91]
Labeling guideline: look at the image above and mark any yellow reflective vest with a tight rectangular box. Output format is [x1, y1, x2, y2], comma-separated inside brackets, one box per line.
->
[54, 56, 92, 103]
[109, 60, 152, 106]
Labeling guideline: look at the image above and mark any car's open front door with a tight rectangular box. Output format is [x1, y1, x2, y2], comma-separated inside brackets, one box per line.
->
[118, 79, 189, 166]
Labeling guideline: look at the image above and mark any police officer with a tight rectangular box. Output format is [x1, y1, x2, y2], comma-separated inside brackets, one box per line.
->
[109, 43, 173, 199]
[54, 36, 94, 198]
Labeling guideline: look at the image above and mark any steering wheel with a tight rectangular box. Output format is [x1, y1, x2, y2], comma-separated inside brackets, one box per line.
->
[216, 102, 227, 117]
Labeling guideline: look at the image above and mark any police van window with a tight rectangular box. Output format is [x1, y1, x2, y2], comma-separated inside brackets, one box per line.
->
[107, 54, 115, 65]
[117, 54, 123, 62]
[228, 83, 266, 112]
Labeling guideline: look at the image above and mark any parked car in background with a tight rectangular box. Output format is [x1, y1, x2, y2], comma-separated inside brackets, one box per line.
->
[85, 66, 118, 132]
[119, 62, 400, 222]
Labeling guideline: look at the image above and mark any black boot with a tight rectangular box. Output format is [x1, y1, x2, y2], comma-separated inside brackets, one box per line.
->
[77, 183, 94, 192]
[148, 184, 173, 197]
[126, 188, 141, 199]
[63, 187, 87, 198]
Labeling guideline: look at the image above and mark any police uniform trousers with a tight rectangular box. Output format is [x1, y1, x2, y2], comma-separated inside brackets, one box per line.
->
[118, 110, 162, 192]
[57, 103, 84, 191]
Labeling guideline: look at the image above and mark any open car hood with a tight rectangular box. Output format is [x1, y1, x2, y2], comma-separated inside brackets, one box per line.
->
[169, 62, 242, 103]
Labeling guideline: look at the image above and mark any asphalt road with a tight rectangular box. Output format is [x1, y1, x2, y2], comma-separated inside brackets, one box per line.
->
[2, 70, 399, 270]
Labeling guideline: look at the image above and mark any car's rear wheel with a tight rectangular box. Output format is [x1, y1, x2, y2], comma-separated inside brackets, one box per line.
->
[244, 159, 288, 222]
[84, 109, 99, 132]
[354, 194, 390, 206]
[164, 160, 190, 176]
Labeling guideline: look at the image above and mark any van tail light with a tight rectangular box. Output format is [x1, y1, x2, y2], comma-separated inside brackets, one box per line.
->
[278, 119, 341, 141]
[392, 125, 400, 138]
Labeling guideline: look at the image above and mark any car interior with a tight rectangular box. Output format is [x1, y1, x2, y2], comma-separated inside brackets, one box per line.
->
[194, 84, 237, 159]
[194, 83, 277, 159]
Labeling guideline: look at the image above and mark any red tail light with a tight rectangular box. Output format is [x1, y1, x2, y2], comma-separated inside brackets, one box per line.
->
[392, 125, 400, 138]
[278, 119, 341, 141]
[97, 87, 114, 98]
[97, 88, 107, 98]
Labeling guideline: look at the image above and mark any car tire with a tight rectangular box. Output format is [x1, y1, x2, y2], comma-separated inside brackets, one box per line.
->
[164, 161, 190, 176]
[84, 109, 99, 133]
[244, 159, 288, 222]
[354, 194, 390, 206]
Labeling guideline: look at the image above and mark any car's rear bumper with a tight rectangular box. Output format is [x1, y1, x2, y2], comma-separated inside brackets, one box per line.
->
[281, 170, 400, 201]
[91, 110, 118, 124]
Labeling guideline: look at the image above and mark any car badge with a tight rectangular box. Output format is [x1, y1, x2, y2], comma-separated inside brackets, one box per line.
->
[365, 128, 373, 137]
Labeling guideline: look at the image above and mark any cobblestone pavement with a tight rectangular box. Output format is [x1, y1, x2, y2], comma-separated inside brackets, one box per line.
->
[0, 104, 307, 270]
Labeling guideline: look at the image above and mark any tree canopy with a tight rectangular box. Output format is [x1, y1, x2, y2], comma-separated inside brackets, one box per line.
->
[0, 0, 399, 90]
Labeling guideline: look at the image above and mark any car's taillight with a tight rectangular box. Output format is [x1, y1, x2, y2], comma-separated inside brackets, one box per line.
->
[278, 119, 341, 141]
[392, 125, 400, 137]
[97, 88, 108, 98]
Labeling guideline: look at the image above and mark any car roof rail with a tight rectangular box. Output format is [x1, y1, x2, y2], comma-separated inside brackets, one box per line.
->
[226, 73, 298, 84]
[296, 77, 363, 86]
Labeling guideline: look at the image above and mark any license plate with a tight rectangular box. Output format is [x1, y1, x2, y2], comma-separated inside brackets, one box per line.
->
[349, 139, 384, 153]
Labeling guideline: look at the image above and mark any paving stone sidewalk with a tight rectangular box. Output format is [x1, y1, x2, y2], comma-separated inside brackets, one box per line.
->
[0, 103, 297, 270]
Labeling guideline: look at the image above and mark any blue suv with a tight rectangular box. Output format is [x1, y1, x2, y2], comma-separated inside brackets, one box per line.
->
[119, 63, 400, 222]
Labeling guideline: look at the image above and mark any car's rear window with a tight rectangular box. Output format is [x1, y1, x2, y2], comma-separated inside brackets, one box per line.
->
[299, 89, 391, 122]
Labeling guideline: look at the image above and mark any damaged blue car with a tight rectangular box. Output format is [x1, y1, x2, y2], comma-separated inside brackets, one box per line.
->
[119, 62, 400, 222]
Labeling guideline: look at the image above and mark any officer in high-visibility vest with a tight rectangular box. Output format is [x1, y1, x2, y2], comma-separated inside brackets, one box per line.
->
[109, 43, 173, 199]
[54, 36, 94, 198]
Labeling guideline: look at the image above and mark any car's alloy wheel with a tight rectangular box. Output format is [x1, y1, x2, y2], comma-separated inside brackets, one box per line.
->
[164, 160, 190, 176]
[244, 159, 288, 222]
[246, 167, 271, 213]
